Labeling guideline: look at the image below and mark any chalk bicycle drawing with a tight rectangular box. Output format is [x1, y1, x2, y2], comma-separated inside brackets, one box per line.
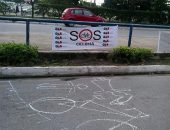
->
[4, 78, 150, 130]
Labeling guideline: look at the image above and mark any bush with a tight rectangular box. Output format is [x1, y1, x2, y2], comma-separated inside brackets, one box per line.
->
[0, 42, 39, 66]
[108, 46, 153, 64]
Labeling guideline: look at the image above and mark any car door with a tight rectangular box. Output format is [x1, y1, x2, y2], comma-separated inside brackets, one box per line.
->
[82, 9, 97, 22]
[71, 9, 84, 21]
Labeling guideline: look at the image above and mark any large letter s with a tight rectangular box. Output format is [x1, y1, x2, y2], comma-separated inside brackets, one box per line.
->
[70, 31, 78, 41]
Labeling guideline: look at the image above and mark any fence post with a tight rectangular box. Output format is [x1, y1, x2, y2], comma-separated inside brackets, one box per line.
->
[128, 25, 133, 47]
[26, 20, 30, 45]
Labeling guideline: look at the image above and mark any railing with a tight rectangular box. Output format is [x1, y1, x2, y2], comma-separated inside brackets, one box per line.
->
[1, 16, 170, 47]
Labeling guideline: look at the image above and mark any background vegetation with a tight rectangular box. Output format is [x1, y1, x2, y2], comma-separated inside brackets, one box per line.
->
[0, 42, 38, 66]
[0, 42, 154, 66]
[35, 0, 170, 24]
[0, 0, 170, 24]
[108, 46, 153, 64]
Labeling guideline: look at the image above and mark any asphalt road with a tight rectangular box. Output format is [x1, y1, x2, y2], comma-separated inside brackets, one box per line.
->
[0, 21, 169, 51]
[0, 21, 166, 36]
[0, 75, 170, 130]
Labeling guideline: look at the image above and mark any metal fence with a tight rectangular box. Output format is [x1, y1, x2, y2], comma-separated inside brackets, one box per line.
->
[1, 16, 170, 49]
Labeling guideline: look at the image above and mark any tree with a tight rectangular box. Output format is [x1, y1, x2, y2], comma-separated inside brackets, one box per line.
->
[151, 0, 168, 11]
[103, 0, 113, 8]
[39, 0, 80, 5]
[0, 2, 8, 15]
[102, 0, 153, 10]
[103, 0, 140, 10]
[137, 0, 152, 10]
[79, 1, 96, 7]
[72, 0, 80, 5]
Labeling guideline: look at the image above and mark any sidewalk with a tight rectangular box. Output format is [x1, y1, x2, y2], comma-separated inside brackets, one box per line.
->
[1, 65, 170, 78]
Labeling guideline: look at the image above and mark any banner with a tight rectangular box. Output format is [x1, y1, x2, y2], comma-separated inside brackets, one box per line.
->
[52, 26, 118, 51]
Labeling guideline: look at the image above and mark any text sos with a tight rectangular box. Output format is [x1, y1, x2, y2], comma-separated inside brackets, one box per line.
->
[70, 30, 101, 41]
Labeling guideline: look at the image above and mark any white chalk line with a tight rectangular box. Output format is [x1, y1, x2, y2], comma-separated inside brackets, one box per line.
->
[82, 100, 134, 118]
[15, 102, 26, 105]
[38, 82, 89, 90]
[29, 97, 76, 115]
[27, 114, 37, 117]
[0, 81, 10, 82]
[91, 78, 149, 115]
[34, 78, 135, 116]
[8, 81, 26, 103]
[76, 84, 89, 90]
[91, 78, 106, 91]
[110, 94, 133, 106]
[75, 119, 137, 130]
[3, 81, 52, 124]
[92, 78, 133, 106]
[66, 81, 90, 97]
[37, 87, 71, 90]
[108, 108, 149, 130]
[28, 95, 147, 128]
[109, 117, 138, 130]
[76, 106, 148, 130]
[125, 108, 150, 118]
[91, 78, 149, 129]
[37, 82, 71, 89]
[38, 81, 68, 86]
[17, 104, 29, 109]
[80, 78, 149, 129]
[29, 78, 150, 129]
[39, 79, 147, 112]
[60, 128, 69, 130]
[93, 94, 106, 100]
[36, 112, 51, 124]
[7, 94, 15, 97]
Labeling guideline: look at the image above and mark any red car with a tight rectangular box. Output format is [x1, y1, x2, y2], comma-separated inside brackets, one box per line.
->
[60, 8, 105, 26]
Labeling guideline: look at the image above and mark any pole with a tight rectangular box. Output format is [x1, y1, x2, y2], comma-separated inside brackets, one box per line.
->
[128, 26, 133, 47]
[26, 20, 30, 45]
[31, 0, 34, 18]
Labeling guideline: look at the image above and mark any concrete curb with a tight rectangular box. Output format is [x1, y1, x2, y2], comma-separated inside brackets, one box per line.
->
[1, 65, 170, 78]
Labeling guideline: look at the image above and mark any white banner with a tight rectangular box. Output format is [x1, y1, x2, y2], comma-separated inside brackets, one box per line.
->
[52, 26, 118, 51]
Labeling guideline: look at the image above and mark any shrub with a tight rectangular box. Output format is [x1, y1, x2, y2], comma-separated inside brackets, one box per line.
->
[0, 42, 39, 66]
[108, 46, 153, 64]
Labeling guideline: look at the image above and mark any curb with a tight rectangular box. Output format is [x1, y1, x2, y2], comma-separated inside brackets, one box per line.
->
[1, 65, 170, 78]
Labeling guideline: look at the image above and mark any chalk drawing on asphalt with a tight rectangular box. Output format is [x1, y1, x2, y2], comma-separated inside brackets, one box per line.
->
[29, 78, 149, 129]
[29, 97, 76, 114]
[1, 78, 150, 130]
[1, 81, 52, 124]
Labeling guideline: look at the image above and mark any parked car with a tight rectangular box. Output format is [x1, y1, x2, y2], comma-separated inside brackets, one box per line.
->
[60, 8, 105, 26]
